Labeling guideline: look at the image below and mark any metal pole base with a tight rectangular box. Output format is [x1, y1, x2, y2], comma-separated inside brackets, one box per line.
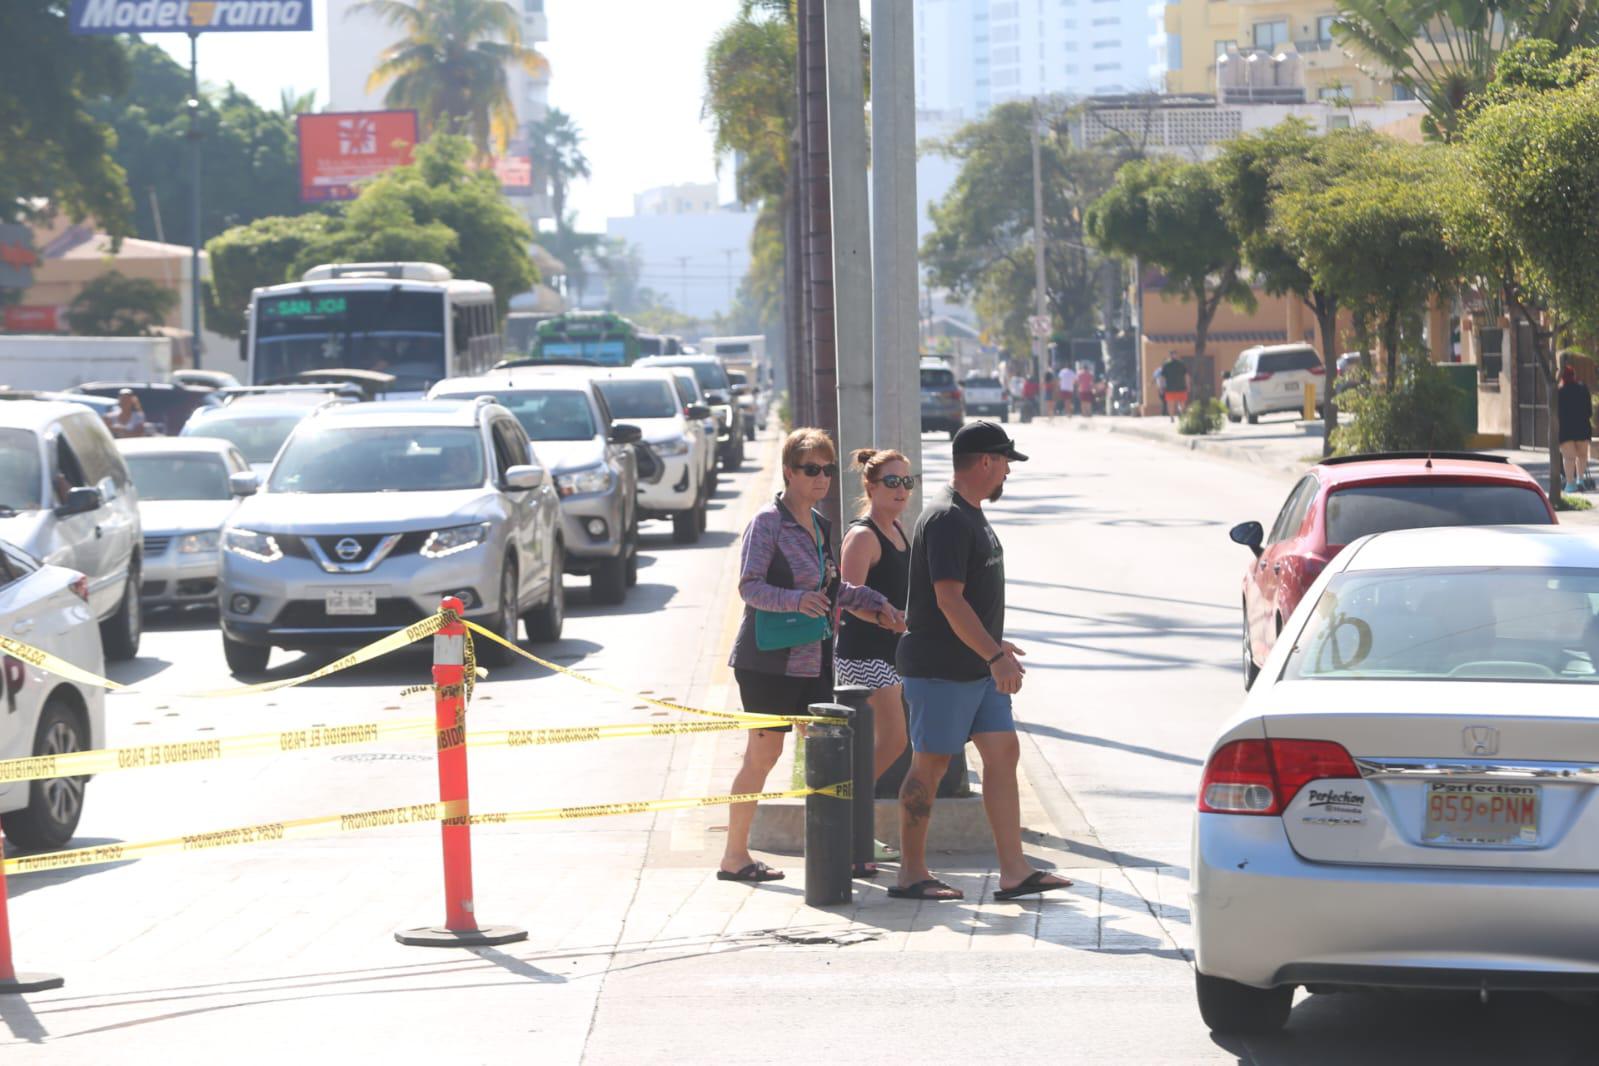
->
[0, 972, 63, 994]
[394, 925, 527, 948]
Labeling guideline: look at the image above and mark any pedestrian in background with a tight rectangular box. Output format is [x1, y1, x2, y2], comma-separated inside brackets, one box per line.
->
[1075, 364, 1095, 419]
[1159, 354, 1189, 421]
[837, 447, 915, 874]
[891, 421, 1072, 902]
[1154, 364, 1168, 418]
[719, 427, 904, 883]
[106, 389, 146, 438]
[1043, 370, 1058, 421]
[1558, 363, 1594, 493]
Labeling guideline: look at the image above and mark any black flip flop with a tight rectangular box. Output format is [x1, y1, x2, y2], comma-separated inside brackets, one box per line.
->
[887, 878, 964, 901]
[717, 862, 785, 883]
[993, 870, 1073, 901]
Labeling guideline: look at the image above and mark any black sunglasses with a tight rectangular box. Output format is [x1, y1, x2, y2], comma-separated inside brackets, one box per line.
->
[791, 462, 839, 478]
[874, 474, 917, 489]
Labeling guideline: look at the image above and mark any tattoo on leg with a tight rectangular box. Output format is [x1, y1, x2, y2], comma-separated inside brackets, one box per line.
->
[901, 775, 933, 826]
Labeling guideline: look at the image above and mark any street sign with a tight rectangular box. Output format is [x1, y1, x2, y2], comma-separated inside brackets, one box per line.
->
[68, 0, 314, 34]
[1028, 315, 1051, 338]
[297, 111, 419, 203]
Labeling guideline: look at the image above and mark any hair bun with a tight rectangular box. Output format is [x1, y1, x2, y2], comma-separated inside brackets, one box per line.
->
[850, 447, 877, 468]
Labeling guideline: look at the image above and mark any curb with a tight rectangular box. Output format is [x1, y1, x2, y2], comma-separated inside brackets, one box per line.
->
[1092, 419, 1311, 478]
[750, 794, 995, 855]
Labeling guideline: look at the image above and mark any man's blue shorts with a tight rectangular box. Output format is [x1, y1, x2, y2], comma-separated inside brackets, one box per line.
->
[903, 676, 1014, 754]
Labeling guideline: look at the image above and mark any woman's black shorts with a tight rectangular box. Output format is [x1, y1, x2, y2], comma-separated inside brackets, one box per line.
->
[734, 667, 833, 734]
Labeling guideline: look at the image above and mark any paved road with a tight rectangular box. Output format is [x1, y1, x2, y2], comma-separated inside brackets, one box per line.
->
[4, 421, 1594, 1063]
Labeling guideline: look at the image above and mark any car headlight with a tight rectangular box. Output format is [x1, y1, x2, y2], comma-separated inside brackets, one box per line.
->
[556, 464, 613, 497]
[420, 522, 491, 559]
[178, 531, 221, 554]
[223, 528, 282, 563]
[650, 437, 691, 456]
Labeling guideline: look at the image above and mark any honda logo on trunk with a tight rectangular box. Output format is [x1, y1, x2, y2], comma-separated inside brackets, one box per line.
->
[1463, 726, 1500, 756]
[334, 537, 363, 561]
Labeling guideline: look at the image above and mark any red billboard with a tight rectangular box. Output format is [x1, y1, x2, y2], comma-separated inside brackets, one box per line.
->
[297, 111, 419, 203]
[2, 306, 64, 333]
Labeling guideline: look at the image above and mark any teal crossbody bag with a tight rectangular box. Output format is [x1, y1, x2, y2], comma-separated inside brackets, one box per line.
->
[754, 518, 832, 651]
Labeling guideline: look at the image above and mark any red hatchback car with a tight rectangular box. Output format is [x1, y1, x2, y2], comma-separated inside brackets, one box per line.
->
[1230, 452, 1557, 688]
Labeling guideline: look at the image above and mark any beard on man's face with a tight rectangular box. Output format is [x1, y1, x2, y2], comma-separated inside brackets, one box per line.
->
[987, 482, 1004, 502]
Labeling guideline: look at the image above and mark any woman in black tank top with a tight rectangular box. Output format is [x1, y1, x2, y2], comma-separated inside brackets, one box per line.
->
[838, 449, 915, 824]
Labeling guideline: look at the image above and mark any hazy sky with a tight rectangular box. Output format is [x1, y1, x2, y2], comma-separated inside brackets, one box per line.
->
[154, 0, 744, 230]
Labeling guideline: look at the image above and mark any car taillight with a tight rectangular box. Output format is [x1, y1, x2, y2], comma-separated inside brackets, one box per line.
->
[1251, 372, 1274, 382]
[1198, 738, 1359, 815]
[69, 575, 90, 603]
[1308, 365, 1326, 375]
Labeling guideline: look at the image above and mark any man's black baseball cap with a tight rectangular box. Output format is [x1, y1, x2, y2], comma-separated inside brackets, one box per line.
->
[952, 420, 1029, 462]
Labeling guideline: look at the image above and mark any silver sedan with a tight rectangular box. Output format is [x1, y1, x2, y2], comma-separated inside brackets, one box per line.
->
[117, 437, 252, 610]
[1192, 525, 1599, 1034]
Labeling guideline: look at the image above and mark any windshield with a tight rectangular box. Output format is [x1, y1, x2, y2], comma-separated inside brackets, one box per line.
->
[504, 316, 543, 357]
[670, 375, 700, 405]
[1259, 348, 1320, 373]
[0, 430, 43, 511]
[966, 377, 1001, 388]
[652, 361, 729, 393]
[595, 380, 677, 419]
[253, 289, 446, 392]
[922, 369, 955, 388]
[540, 339, 627, 365]
[435, 389, 597, 442]
[1285, 566, 1599, 683]
[1326, 484, 1552, 546]
[126, 454, 232, 501]
[183, 414, 304, 465]
[269, 426, 485, 494]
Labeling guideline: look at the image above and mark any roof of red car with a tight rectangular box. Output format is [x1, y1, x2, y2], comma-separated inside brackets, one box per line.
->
[1311, 453, 1544, 490]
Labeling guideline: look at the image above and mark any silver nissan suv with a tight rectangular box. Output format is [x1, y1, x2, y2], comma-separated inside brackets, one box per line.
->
[218, 399, 564, 675]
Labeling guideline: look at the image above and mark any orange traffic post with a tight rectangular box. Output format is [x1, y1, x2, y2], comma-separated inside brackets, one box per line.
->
[0, 828, 63, 994]
[396, 598, 526, 948]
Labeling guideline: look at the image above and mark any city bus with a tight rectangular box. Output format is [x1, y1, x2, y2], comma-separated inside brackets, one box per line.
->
[529, 311, 641, 366]
[246, 262, 501, 397]
[701, 335, 768, 388]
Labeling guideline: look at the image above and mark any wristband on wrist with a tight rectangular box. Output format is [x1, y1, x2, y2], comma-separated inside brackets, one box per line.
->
[985, 650, 1005, 665]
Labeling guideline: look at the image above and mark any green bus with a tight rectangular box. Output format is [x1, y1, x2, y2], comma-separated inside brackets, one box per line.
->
[530, 311, 641, 366]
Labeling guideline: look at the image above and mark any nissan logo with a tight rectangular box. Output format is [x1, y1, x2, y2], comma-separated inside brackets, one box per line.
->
[334, 537, 363, 562]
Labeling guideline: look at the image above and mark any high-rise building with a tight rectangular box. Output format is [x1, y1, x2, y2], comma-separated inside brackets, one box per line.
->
[603, 185, 756, 320]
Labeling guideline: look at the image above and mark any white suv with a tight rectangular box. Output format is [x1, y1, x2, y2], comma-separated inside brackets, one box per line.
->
[588, 368, 711, 543]
[0, 399, 142, 659]
[1222, 344, 1326, 424]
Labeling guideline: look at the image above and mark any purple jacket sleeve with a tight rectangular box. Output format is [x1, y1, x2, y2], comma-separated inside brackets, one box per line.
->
[738, 510, 806, 613]
[837, 580, 888, 615]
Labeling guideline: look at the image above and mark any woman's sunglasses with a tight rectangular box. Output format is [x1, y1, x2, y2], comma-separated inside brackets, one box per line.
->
[874, 474, 917, 489]
[791, 462, 839, 478]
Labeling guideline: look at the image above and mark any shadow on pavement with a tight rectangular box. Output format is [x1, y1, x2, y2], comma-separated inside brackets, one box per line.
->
[3, 838, 136, 899]
[1009, 577, 1232, 613]
[106, 656, 174, 687]
[143, 607, 220, 633]
[1019, 720, 1203, 768]
[0, 995, 48, 1043]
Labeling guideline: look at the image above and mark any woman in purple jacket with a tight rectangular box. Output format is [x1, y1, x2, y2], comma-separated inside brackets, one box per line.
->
[717, 427, 904, 883]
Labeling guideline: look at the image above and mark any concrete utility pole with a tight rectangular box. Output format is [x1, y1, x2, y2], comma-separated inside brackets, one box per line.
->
[799, 0, 836, 449]
[1031, 97, 1048, 412]
[825, 0, 873, 523]
[871, 0, 922, 517]
[187, 31, 204, 370]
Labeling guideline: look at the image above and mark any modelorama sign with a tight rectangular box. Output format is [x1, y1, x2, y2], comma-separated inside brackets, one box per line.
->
[68, 0, 312, 34]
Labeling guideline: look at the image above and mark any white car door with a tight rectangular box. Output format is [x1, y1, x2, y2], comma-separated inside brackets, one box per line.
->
[491, 417, 545, 603]
[0, 550, 48, 808]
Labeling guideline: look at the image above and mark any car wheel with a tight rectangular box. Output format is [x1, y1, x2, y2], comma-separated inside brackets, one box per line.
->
[523, 543, 565, 643]
[591, 551, 628, 605]
[478, 563, 520, 667]
[1244, 397, 1259, 425]
[721, 447, 742, 473]
[624, 513, 640, 587]
[1195, 973, 1292, 1035]
[1226, 394, 1242, 423]
[100, 558, 142, 662]
[744, 423, 756, 442]
[1242, 610, 1261, 690]
[734, 435, 746, 464]
[223, 633, 271, 676]
[999, 411, 1009, 423]
[1, 695, 89, 850]
[673, 506, 701, 544]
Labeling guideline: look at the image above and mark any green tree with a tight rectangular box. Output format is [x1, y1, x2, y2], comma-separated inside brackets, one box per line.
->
[1272, 131, 1460, 389]
[294, 135, 535, 310]
[205, 214, 332, 338]
[355, 0, 547, 157]
[923, 99, 1117, 357]
[0, 1, 132, 239]
[527, 109, 590, 225]
[66, 271, 178, 337]
[1087, 157, 1253, 375]
[1215, 119, 1344, 452]
[278, 87, 319, 116]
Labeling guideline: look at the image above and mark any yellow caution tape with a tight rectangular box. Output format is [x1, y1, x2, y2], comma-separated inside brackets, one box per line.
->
[463, 620, 821, 727]
[3, 783, 850, 875]
[0, 634, 127, 692]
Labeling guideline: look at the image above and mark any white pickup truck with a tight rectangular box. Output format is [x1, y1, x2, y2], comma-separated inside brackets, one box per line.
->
[961, 375, 1010, 421]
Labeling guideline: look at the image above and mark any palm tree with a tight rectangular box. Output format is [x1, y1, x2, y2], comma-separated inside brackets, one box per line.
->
[526, 109, 590, 224]
[278, 87, 318, 116]
[353, 0, 547, 157]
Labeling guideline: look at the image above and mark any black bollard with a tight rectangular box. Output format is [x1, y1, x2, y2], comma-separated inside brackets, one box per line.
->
[832, 685, 876, 875]
[804, 702, 854, 906]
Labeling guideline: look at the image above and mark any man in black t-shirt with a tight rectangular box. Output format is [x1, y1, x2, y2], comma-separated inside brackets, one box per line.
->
[890, 421, 1073, 903]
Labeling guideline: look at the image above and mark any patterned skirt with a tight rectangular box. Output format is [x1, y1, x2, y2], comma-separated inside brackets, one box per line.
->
[835, 656, 901, 691]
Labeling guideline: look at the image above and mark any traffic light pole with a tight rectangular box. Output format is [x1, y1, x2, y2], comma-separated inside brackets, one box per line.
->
[187, 31, 204, 370]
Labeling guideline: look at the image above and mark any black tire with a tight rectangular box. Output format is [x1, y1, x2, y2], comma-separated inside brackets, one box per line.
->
[1244, 398, 1259, 425]
[696, 490, 709, 532]
[523, 543, 565, 643]
[223, 633, 270, 676]
[1242, 609, 1261, 691]
[673, 507, 701, 543]
[100, 559, 141, 662]
[721, 447, 742, 473]
[1, 694, 89, 850]
[734, 435, 746, 465]
[744, 422, 756, 441]
[591, 552, 627, 605]
[478, 563, 520, 667]
[1195, 973, 1292, 1035]
[999, 411, 1009, 423]
[624, 514, 640, 587]
[1226, 396, 1242, 423]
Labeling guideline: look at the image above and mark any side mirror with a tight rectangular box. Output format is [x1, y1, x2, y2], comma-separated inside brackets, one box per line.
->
[685, 403, 712, 421]
[504, 464, 542, 491]
[55, 486, 102, 517]
[1230, 520, 1265, 558]
[229, 471, 259, 497]
[609, 422, 643, 446]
